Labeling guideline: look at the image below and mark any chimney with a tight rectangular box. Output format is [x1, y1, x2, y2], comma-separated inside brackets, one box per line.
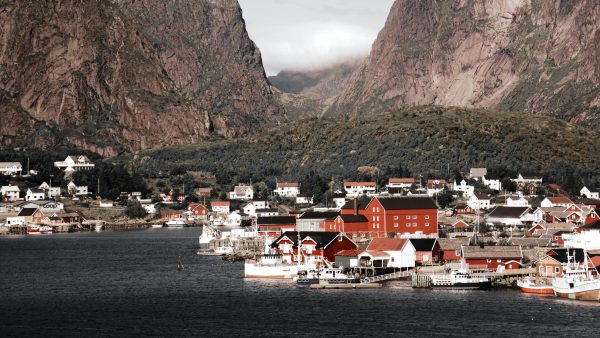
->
[353, 198, 358, 216]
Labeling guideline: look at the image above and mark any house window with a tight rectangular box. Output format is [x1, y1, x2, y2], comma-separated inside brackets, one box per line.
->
[394, 216, 399, 220]
[497, 259, 501, 263]
[412, 223, 417, 227]
[373, 207, 376, 212]
[373, 216, 377, 221]
[425, 222, 430, 227]
[406, 216, 410, 220]
[394, 223, 398, 228]
[425, 215, 430, 220]
[406, 223, 411, 227]
[486, 259, 492, 263]
[555, 267, 560, 273]
[455, 250, 461, 256]
[412, 215, 417, 219]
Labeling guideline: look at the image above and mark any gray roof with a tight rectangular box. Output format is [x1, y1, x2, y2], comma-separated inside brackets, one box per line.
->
[462, 245, 522, 259]
[487, 206, 530, 218]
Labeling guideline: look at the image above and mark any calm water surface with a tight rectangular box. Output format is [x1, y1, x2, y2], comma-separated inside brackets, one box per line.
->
[1, 229, 599, 337]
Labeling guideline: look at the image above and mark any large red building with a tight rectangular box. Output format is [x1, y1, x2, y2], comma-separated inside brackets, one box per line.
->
[462, 245, 523, 270]
[341, 196, 439, 238]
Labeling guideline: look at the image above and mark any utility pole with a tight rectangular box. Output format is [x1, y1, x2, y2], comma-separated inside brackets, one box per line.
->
[98, 177, 100, 197]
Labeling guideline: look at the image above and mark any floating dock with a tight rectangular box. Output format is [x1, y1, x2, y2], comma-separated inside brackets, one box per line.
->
[310, 283, 382, 289]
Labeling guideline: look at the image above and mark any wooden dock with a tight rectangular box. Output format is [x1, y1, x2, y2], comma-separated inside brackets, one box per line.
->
[310, 283, 382, 289]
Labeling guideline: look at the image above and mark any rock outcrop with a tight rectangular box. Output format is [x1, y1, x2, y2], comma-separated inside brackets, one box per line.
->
[0, 0, 285, 155]
[329, 0, 600, 126]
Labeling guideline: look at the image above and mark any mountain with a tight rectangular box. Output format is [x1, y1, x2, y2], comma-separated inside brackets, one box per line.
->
[129, 106, 600, 185]
[0, 0, 285, 156]
[329, 0, 600, 126]
[268, 60, 360, 119]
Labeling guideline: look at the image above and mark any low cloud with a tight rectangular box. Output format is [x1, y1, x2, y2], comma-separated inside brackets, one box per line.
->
[238, 0, 395, 75]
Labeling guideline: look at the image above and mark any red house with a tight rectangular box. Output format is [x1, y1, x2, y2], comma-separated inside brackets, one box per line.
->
[187, 203, 208, 219]
[462, 245, 523, 270]
[271, 231, 357, 264]
[161, 210, 184, 220]
[257, 216, 296, 237]
[438, 237, 470, 262]
[453, 220, 469, 229]
[409, 238, 440, 265]
[454, 204, 475, 215]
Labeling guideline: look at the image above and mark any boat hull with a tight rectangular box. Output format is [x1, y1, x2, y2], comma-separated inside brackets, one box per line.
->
[520, 286, 554, 295]
[244, 262, 314, 279]
[431, 281, 492, 290]
[554, 289, 600, 301]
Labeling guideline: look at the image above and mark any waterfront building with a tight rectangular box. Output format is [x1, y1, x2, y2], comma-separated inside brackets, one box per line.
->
[296, 211, 339, 232]
[462, 245, 523, 270]
[409, 238, 440, 265]
[271, 231, 356, 264]
[257, 216, 296, 237]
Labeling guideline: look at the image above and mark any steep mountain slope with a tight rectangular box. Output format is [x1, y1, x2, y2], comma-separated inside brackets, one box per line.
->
[268, 60, 360, 119]
[0, 0, 284, 156]
[130, 106, 600, 185]
[329, 0, 600, 126]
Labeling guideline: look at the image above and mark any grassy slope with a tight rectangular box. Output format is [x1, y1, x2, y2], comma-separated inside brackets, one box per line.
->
[130, 106, 600, 183]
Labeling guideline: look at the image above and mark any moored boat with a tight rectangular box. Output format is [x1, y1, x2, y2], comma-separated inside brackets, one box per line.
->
[430, 269, 492, 290]
[551, 250, 600, 301]
[151, 224, 163, 228]
[244, 254, 316, 279]
[517, 277, 554, 295]
[165, 219, 186, 227]
[27, 225, 53, 235]
[296, 267, 359, 287]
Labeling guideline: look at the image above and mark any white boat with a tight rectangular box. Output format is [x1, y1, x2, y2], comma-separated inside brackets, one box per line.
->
[296, 267, 359, 286]
[94, 223, 103, 231]
[244, 254, 316, 279]
[28, 225, 53, 235]
[552, 250, 600, 301]
[165, 219, 186, 227]
[151, 224, 163, 228]
[430, 269, 492, 290]
[517, 277, 554, 295]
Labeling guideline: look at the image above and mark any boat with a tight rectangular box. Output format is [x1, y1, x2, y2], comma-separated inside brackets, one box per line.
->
[165, 219, 186, 227]
[430, 269, 492, 290]
[296, 267, 360, 287]
[551, 250, 600, 301]
[27, 225, 53, 235]
[517, 277, 554, 295]
[94, 223, 103, 231]
[151, 224, 163, 228]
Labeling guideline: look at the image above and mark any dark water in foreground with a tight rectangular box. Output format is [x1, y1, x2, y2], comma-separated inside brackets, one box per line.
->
[1, 229, 599, 337]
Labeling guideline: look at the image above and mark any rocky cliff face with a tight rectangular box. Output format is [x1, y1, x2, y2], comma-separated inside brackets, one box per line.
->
[329, 0, 600, 126]
[0, 0, 284, 155]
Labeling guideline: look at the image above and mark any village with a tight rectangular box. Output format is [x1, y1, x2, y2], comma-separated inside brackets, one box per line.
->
[2, 158, 600, 296]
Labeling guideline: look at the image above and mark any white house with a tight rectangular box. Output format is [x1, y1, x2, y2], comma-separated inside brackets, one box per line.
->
[1, 185, 20, 201]
[387, 178, 415, 189]
[344, 182, 376, 197]
[54, 155, 95, 171]
[0, 162, 22, 176]
[274, 182, 300, 198]
[453, 180, 474, 197]
[562, 230, 600, 250]
[67, 182, 88, 196]
[295, 195, 313, 205]
[482, 176, 502, 191]
[467, 193, 491, 210]
[25, 188, 45, 201]
[366, 238, 416, 269]
[256, 208, 279, 217]
[38, 182, 60, 198]
[229, 185, 253, 200]
[580, 186, 599, 199]
[540, 196, 573, 208]
[5, 216, 25, 226]
[142, 203, 157, 215]
[426, 179, 446, 197]
[211, 201, 230, 214]
[505, 196, 531, 207]
[486, 206, 542, 227]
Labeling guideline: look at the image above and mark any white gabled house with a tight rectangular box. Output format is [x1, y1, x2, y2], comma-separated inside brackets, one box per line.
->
[274, 182, 300, 198]
[54, 155, 94, 171]
[211, 201, 230, 214]
[453, 180, 474, 197]
[467, 193, 492, 210]
[295, 195, 313, 205]
[1, 185, 20, 201]
[67, 182, 88, 196]
[580, 186, 599, 199]
[0, 162, 22, 176]
[505, 196, 530, 207]
[486, 206, 543, 227]
[25, 188, 45, 201]
[229, 185, 253, 200]
[387, 178, 415, 189]
[482, 176, 502, 191]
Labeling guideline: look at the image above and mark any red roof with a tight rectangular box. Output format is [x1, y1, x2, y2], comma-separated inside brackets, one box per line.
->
[590, 256, 600, 267]
[548, 196, 573, 204]
[277, 182, 300, 188]
[344, 181, 376, 187]
[211, 201, 230, 207]
[367, 238, 407, 251]
[453, 220, 468, 228]
[389, 178, 415, 184]
[427, 179, 447, 184]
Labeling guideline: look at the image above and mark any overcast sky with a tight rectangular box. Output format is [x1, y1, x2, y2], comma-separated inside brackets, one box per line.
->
[238, 0, 395, 76]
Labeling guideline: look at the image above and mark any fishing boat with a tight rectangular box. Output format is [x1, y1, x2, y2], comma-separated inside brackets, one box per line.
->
[151, 224, 163, 228]
[244, 254, 316, 279]
[296, 267, 359, 287]
[517, 277, 554, 295]
[27, 225, 53, 235]
[430, 269, 492, 290]
[551, 250, 600, 301]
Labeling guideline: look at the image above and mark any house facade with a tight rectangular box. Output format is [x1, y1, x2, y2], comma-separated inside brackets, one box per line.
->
[462, 245, 523, 270]
[467, 193, 491, 210]
[25, 188, 45, 201]
[387, 178, 415, 189]
[0, 162, 22, 176]
[274, 182, 300, 198]
[211, 201, 230, 214]
[344, 182, 376, 197]
[257, 216, 296, 237]
[54, 156, 94, 171]
[229, 185, 254, 200]
[1, 185, 20, 201]
[272, 231, 356, 264]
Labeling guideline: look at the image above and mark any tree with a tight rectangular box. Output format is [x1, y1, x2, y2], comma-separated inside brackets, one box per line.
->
[501, 178, 517, 193]
[125, 200, 147, 219]
[436, 191, 454, 208]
